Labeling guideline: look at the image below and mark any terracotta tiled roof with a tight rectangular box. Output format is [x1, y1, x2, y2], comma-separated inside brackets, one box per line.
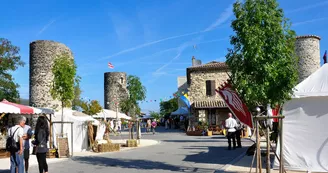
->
[193, 100, 227, 108]
[296, 35, 321, 40]
[187, 61, 228, 71]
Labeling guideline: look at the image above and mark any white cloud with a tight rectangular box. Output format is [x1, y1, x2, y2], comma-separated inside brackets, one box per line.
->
[286, 0, 328, 14]
[293, 17, 328, 26]
[203, 4, 234, 32]
[100, 3, 233, 60]
[36, 19, 56, 36]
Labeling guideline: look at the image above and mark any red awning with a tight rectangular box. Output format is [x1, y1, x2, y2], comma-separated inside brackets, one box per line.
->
[0, 99, 41, 114]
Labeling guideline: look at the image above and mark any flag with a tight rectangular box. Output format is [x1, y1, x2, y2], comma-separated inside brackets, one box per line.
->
[179, 93, 190, 108]
[216, 81, 253, 128]
[108, 62, 114, 69]
[323, 50, 327, 64]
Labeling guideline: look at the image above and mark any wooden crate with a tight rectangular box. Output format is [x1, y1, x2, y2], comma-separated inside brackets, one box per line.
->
[206, 131, 213, 136]
[186, 131, 202, 136]
[0, 150, 9, 158]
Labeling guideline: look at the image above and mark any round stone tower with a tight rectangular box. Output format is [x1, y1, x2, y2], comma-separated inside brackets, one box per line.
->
[104, 72, 129, 111]
[29, 40, 73, 110]
[295, 35, 321, 83]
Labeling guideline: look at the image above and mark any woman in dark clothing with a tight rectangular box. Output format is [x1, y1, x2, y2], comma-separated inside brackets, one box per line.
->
[33, 116, 49, 173]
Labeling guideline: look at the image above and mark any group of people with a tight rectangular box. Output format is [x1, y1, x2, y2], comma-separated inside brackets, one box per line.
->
[146, 119, 157, 134]
[225, 113, 243, 150]
[7, 115, 49, 173]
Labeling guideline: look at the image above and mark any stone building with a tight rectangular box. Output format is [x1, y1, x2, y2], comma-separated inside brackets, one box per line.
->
[295, 35, 321, 83]
[29, 40, 73, 110]
[104, 72, 129, 112]
[186, 59, 230, 126]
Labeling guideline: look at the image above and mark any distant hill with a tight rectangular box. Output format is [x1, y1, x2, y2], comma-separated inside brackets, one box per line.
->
[19, 98, 29, 106]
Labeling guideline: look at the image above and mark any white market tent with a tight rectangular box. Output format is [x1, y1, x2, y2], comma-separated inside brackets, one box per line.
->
[53, 108, 100, 155]
[92, 109, 131, 120]
[274, 64, 328, 172]
[171, 107, 189, 115]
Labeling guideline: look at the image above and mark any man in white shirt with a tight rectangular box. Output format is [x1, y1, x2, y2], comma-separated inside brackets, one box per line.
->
[8, 116, 26, 173]
[225, 113, 237, 150]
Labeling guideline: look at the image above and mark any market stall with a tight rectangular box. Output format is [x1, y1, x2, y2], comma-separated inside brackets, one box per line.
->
[0, 99, 50, 158]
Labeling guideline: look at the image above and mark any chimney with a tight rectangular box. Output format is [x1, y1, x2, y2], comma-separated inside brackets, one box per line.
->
[192, 56, 196, 66]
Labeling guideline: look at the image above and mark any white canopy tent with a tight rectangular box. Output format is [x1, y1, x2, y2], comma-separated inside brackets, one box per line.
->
[274, 64, 328, 172]
[53, 108, 100, 155]
[171, 107, 189, 115]
[92, 109, 131, 120]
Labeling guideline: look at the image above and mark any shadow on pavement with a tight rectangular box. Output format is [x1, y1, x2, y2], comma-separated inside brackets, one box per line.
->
[183, 146, 248, 165]
[73, 156, 216, 172]
[162, 139, 227, 143]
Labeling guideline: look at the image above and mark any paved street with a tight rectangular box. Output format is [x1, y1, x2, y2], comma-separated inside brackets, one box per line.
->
[27, 127, 252, 173]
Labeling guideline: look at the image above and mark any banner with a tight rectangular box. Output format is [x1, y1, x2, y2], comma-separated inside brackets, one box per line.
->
[216, 82, 253, 128]
[179, 94, 190, 108]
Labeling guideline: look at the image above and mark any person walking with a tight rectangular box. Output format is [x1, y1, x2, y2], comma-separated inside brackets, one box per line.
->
[8, 116, 25, 173]
[23, 120, 33, 173]
[147, 119, 151, 133]
[151, 120, 157, 134]
[235, 121, 242, 148]
[225, 113, 237, 150]
[33, 116, 49, 173]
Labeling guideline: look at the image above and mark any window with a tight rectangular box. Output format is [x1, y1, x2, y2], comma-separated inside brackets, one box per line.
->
[120, 77, 124, 84]
[206, 80, 216, 96]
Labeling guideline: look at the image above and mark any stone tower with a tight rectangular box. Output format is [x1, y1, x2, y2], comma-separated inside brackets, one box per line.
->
[295, 35, 321, 83]
[29, 40, 73, 109]
[104, 72, 129, 111]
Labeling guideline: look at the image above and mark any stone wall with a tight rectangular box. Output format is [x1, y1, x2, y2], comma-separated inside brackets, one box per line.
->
[29, 40, 73, 110]
[104, 72, 129, 112]
[188, 70, 230, 104]
[295, 35, 321, 83]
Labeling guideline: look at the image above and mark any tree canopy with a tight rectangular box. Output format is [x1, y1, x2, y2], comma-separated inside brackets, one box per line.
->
[120, 75, 146, 117]
[149, 111, 162, 120]
[226, 0, 298, 108]
[50, 53, 77, 109]
[80, 99, 102, 115]
[0, 38, 25, 102]
[72, 75, 82, 110]
[160, 98, 178, 116]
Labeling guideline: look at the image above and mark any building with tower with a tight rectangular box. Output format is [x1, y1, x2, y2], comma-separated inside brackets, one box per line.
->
[29, 40, 73, 110]
[104, 72, 129, 112]
[295, 35, 321, 83]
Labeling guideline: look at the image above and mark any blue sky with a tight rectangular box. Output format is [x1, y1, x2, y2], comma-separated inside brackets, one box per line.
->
[1, 0, 328, 112]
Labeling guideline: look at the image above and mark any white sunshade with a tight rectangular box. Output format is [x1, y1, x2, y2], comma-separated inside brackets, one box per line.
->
[93, 109, 131, 120]
[0, 99, 42, 114]
[293, 63, 328, 98]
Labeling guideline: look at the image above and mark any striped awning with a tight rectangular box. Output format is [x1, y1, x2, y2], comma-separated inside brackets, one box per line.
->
[193, 100, 227, 108]
[0, 99, 42, 114]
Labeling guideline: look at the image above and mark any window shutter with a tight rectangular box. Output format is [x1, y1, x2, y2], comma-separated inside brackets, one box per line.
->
[210, 80, 216, 96]
[206, 80, 211, 96]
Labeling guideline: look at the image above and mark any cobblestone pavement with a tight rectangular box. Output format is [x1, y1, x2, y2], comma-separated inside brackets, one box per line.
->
[26, 127, 253, 173]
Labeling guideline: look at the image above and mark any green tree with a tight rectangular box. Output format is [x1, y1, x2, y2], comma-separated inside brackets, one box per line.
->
[160, 98, 178, 116]
[50, 53, 77, 133]
[0, 38, 25, 102]
[120, 75, 146, 118]
[149, 111, 162, 120]
[80, 100, 102, 115]
[226, 0, 298, 109]
[72, 76, 82, 110]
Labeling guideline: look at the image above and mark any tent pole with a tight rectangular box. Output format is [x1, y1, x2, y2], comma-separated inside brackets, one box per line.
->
[50, 114, 53, 149]
[266, 121, 271, 173]
[256, 120, 259, 173]
[279, 119, 284, 173]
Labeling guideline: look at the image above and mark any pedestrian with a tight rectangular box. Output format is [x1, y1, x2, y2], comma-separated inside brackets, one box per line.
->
[225, 113, 237, 150]
[235, 121, 242, 148]
[151, 120, 157, 134]
[33, 116, 49, 173]
[7, 116, 25, 173]
[147, 119, 151, 133]
[23, 119, 33, 173]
